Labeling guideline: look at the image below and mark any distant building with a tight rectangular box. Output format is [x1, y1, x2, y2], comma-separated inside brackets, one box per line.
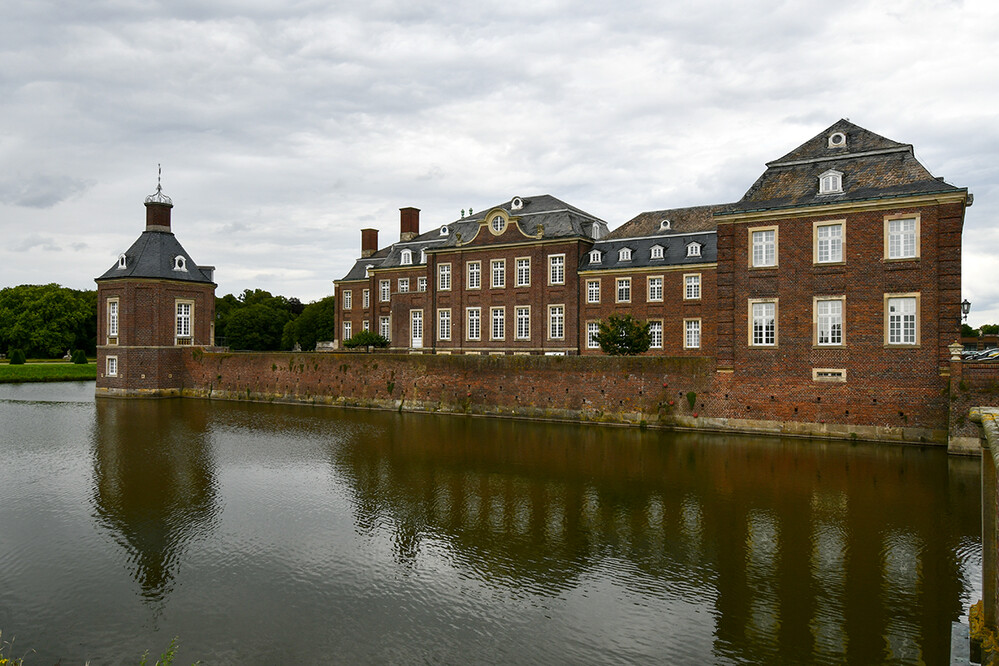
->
[95, 183, 216, 396]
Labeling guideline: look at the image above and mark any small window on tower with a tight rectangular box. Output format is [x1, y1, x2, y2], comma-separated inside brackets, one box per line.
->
[173, 255, 187, 271]
[117, 254, 127, 269]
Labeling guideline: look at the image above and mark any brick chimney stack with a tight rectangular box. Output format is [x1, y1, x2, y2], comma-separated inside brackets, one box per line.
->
[361, 228, 378, 258]
[144, 201, 172, 232]
[400, 207, 420, 242]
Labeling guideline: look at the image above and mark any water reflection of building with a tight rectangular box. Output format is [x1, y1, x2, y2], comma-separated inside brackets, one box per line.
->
[91, 398, 218, 603]
[331, 415, 979, 663]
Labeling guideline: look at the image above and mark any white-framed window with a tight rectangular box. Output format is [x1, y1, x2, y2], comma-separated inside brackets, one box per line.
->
[616, 277, 631, 303]
[417, 277, 427, 292]
[420, 249, 427, 264]
[410, 310, 423, 348]
[828, 132, 846, 148]
[438, 309, 451, 341]
[684, 273, 701, 300]
[467, 261, 481, 289]
[686, 243, 701, 258]
[750, 300, 777, 347]
[750, 227, 777, 268]
[885, 294, 919, 345]
[491, 259, 505, 288]
[175, 301, 192, 343]
[587, 321, 600, 349]
[516, 306, 531, 340]
[490, 307, 505, 341]
[400, 249, 413, 265]
[548, 305, 565, 339]
[117, 254, 127, 269]
[589, 249, 602, 264]
[815, 297, 844, 346]
[618, 248, 632, 262]
[362, 289, 370, 308]
[516, 258, 531, 287]
[438, 263, 452, 291]
[886, 215, 919, 260]
[467, 307, 481, 341]
[548, 254, 565, 285]
[684, 319, 701, 349]
[173, 255, 187, 271]
[490, 214, 506, 234]
[106, 355, 118, 377]
[814, 221, 844, 264]
[380, 280, 391, 302]
[343, 290, 352, 309]
[651, 245, 664, 260]
[586, 279, 601, 304]
[819, 169, 843, 194]
[365, 264, 374, 278]
[343, 321, 352, 340]
[649, 321, 663, 349]
[647, 276, 663, 302]
[362, 320, 370, 331]
[379, 316, 391, 341]
[399, 278, 410, 293]
[107, 298, 119, 341]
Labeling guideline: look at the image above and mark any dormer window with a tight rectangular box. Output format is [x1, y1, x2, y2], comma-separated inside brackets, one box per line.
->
[828, 132, 847, 148]
[686, 243, 701, 258]
[819, 169, 843, 194]
[618, 248, 632, 262]
[589, 249, 602, 264]
[419, 249, 426, 264]
[490, 215, 506, 234]
[650, 245, 664, 260]
[365, 264, 374, 277]
[400, 249, 413, 265]
[173, 255, 187, 271]
[117, 254, 127, 269]
[511, 196, 524, 211]
[439, 225, 449, 236]
[659, 219, 671, 231]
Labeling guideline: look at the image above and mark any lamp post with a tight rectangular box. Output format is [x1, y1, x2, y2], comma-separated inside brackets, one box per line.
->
[962, 299, 972, 323]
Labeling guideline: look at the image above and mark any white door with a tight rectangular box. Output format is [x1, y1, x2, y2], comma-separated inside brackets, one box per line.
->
[411, 310, 423, 348]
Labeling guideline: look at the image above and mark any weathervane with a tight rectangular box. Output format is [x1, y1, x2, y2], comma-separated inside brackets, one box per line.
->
[144, 163, 173, 205]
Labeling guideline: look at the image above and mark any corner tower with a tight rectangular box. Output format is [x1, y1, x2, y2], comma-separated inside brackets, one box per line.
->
[95, 178, 216, 397]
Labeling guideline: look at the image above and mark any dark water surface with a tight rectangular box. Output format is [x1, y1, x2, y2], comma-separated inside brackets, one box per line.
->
[0, 382, 981, 664]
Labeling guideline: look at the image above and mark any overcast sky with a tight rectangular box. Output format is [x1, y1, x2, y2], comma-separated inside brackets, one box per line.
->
[3, 0, 997, 324]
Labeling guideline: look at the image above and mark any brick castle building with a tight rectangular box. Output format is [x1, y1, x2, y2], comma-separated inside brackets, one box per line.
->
[95, 181, 216, 396]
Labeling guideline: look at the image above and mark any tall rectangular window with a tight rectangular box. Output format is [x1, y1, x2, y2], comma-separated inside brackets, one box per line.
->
[398, 278, 409, 293]
[175, 302, 192, 341]
[516, 258, 531, 287]
[107, 299, 119, 340]
[410, 310, 423, 348]
[380, 280, 391, 302]
[649, 321, 663, 349]
[586, 279, 600, 303]
[815, 223, 844, 263]
[751, 228, 777, 267]
[362, 320, 370, 331]
[417, 277, 427, 292]
[438, 309, 451, 341]
[379, 316, 391, 341]
[587, 321, 600, 349]
[343, 321, 352, 340]
[887, 295, 918, 345]
[549, 305, 565, 339]
[106, 356, 118, 377]
[816, 298, 843, 346]
[685, 319, 701, 349]
[362, 289, 370, 308]
[516, 307, 530, 340]
[438, 264, 451, 291]
[491, 259, 505, 288]
[616, 278, 631, 303]
[887, 217, 917, 259]
[491, 307, 505, 340]
[684, 274, 701, 300]
[467, 261, 481, 289]
[467, 308, 481, 341]
[549, 254, 565, 285]
[648, 276, 663, 302]
[343, 290, 352, 310]
[751, 301, 776, 346]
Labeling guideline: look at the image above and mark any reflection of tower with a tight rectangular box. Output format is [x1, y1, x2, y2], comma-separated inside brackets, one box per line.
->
[91, 398, 219, 603]
[94, 174, 216, 396]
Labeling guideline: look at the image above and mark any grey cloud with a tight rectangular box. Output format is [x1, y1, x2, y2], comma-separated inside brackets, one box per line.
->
[0, 174, 93, 209]
[13, 234, 62, 252]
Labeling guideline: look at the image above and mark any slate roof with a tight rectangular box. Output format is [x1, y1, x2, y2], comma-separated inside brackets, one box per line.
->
[604, 204, 731, 239]
[581, 231, 717, 272]
[96, 230, 214, 284]
[725, 119, 963, 214]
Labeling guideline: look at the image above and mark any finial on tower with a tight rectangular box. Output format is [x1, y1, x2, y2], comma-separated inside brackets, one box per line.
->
[144, 164, 173, 206]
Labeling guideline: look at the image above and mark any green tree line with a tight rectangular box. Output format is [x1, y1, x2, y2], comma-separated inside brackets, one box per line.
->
[0, 284, 97, 358]
[216, 289, 336, 351]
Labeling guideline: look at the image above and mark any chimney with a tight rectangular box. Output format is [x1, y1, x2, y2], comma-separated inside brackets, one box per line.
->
[400, 207, 420, 242]
[361, 228, 378, 258]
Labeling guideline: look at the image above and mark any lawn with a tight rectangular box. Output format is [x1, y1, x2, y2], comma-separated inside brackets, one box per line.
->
[0, 362, 96, 383]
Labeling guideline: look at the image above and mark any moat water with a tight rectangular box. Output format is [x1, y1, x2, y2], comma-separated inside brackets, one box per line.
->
[0, 382, 982, 664]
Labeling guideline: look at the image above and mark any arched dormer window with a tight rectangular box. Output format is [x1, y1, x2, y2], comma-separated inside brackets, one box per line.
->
[117, 254, 127, 269]
[365, 264, 374, 277]
[511, 196, 524, 210]
[400, 249, 413, 265]
[439, 225, 449, 236]
[650, 245, 664, 260]
[419, 249, 426, 264]
[618, 248, 632, 262]
[819, 169, 843, 195]
[686, 243, 701, 258]
[659, 219, 671, 231]
[589, 249, 602, 264]
[173, 255, 187, 271]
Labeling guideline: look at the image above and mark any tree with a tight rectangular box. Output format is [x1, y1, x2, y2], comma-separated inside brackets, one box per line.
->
[962, 324, 978, 338]
[595, 314, 651, 356]
[982, 324, 999, 335]
[281, 296, 336, 351]
[0, 284, 97, 358]
[224, 303, 292, 351]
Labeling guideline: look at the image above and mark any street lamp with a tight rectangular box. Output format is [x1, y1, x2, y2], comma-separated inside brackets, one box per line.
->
[961, 299, 972, 323]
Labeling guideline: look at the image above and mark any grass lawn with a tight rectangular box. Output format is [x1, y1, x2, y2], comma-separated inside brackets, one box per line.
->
[0, 362, 96, 383]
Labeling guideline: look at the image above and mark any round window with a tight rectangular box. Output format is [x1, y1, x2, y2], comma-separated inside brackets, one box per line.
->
[491, 215, 505, 233]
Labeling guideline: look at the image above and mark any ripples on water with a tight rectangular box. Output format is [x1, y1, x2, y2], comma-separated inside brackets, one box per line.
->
[0, 383, 984, 664]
